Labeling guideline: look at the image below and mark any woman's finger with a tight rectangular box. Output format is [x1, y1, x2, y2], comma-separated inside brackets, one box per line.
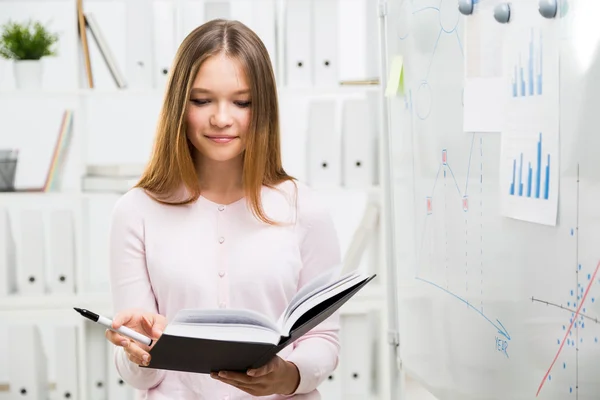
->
[105, 329, 127, 346]
[123, 341, 151, 363]
[111, 311, 134, 329]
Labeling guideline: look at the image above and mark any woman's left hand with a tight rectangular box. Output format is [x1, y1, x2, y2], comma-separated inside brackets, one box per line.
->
[211, 356, 300, 396]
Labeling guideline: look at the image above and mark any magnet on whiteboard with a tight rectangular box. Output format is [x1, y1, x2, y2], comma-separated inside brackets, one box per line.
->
[458, 0, 474, 15]
[493, 3, 511, 23]
[539, 0, 557, 18]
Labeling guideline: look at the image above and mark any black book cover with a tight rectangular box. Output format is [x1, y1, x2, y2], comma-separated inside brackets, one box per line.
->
[144, 275, 375, 374]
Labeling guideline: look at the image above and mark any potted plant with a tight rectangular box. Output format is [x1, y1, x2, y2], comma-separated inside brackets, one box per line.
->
[0, 19, 59, 89]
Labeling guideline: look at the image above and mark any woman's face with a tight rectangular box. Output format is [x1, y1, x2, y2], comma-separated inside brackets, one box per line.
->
[186, 53, 251, 163]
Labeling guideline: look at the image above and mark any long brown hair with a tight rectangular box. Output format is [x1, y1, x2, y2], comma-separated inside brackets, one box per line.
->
[136, 19, 294, 224]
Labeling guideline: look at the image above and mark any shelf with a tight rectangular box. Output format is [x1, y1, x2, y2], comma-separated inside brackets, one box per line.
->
[0, 284, 385, 316]
[0, 292, 111, 312]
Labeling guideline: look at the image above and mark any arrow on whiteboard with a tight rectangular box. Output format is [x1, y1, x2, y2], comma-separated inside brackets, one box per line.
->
[416, 277, 511, 341]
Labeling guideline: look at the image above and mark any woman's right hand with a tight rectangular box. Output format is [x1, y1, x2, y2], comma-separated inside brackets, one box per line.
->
[105, 309, 167, 367]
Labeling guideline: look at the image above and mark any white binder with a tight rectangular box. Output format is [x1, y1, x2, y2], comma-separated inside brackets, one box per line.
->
[312, 0, 339, 86]
[338, 0, 379, 82]
[107, 343, 135, 400]
[82, 196, 116, 293]
[86, 322, 108, 400]
[181, 0, 207, 40]
[204, 0, 231, 20]
[341, 96, 377, 188]
[285, 0, 313, 87]
[55, 325, 80, 400]
[8, 324, 48, 399]
[317, 369, 342, 399]
[48, 209, 76, 294]
[153, 0, 178, 92]
[18, 209, 46, 295]
[230, 0, 277, 72]
[306, 99, 342, 187]
[125, 0, 155, 88]
[340, 313, 373, 399]
[0, 207, 17, 296]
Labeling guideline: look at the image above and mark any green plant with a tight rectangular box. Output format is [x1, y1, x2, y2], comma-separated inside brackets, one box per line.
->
[0, 20, 59, 60]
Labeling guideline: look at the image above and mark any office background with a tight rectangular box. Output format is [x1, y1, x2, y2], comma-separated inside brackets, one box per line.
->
[0, 0, 399, 399]
[2, 0, 586, 399]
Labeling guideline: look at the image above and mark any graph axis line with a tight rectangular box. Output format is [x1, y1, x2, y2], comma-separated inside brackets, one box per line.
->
[535, 260, 600, 397]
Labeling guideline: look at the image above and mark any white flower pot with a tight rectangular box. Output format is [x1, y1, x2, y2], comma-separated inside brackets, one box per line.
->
[13, 60, 43, 89]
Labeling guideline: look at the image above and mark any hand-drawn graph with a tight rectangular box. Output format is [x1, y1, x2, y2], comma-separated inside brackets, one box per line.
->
[531, 166, 600, 398]
[416, 135, 511, 351]
[512, 28, 543, 97]
[509, 132, 551, 200]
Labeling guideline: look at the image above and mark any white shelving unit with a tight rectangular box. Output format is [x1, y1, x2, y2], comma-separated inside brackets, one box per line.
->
[0, 0, 389, 399]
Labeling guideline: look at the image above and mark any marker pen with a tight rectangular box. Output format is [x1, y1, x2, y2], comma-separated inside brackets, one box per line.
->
[74, 307, 153, 346]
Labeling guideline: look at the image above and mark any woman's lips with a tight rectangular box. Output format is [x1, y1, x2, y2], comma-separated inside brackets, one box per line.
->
[205, 136, 237, 144]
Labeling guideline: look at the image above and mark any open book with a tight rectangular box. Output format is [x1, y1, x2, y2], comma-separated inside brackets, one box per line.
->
[145, 270, 376, 374]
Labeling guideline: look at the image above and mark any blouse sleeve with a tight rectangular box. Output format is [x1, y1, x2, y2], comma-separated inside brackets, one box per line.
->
[108, 190, 166, 390]
[284, 191, 342, 394]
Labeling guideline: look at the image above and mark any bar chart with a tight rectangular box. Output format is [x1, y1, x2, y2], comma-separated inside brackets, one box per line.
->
[509, 133, 550, 200]
[511, 28, 542, 98]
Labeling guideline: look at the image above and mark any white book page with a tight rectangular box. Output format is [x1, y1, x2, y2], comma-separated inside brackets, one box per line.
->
[282, 270, 357, 323]
[281, 273, 369, 336]
[171, 309, 279, 333]
[165, 323, 280, 345]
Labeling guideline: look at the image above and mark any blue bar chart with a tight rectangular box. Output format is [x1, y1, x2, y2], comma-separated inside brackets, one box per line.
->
[509, 133, 550, 200]
[512, 29, 542, 97]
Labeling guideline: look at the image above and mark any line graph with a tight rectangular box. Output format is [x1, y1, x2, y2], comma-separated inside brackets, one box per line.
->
[410, 0, 464, 120]
[532, 165, 600, 397]
[535, 260, 600, 396]
[415, 134, 511, 346]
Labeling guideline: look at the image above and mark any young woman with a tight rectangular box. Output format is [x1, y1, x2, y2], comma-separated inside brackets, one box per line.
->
[105, 19, 342, 399]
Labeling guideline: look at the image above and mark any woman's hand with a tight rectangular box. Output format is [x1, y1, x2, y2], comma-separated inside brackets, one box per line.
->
[211, 356, 300, 396]
[104, 309, 167, 367]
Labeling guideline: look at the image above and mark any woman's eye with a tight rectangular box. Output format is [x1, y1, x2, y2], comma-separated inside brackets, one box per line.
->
[190, 99, 209, 105]
[235, 101, 251, 108]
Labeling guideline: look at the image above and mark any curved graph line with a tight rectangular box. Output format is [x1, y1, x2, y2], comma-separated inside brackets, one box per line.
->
[413, 6, 440, 14]
[536, 260, 600, 396]
[416, 277, 511, 343]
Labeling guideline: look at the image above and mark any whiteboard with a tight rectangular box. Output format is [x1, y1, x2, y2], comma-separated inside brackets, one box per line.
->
[384, 0, 600, 399]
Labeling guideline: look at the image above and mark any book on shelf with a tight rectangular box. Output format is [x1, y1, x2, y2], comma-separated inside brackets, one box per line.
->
[84, 11, 127, 89]
[85, 163, 145, 178]
[82, 176, 139, 194]
[145, 269, 376, 374]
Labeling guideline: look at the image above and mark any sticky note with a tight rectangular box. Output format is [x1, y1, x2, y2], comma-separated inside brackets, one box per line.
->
[385, 55, 404, 97]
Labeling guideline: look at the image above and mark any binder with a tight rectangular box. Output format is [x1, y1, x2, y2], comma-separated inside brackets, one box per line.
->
[230, 0, 277, 72]
[285, 0, 313, 87]
[18, 209, 46, 295]
[0, 207, 17, 296]
[8, 324, 48, 399]
[55, 325, 80, 400]
[181, 0, 207, 40]
[341, 96, 377, 188]
[204, 0, 231, 20]
[48, 209, 76, 294]
[338, 0, 379, 82]
[85, 322, 108, 400]
[82, 196, 116, 293]
[153, 0, 178, 91]
[107, 342, 135, 400]
[306, 99, 342, 187]
[340, 313, 374, 398]
[317, 370, 342, 399]
[125, 0, 155, 88]
[312, 0, 339, 86]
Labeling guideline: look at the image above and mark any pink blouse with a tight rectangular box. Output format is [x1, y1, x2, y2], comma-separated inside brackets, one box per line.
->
[109, 180, 342, 399]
